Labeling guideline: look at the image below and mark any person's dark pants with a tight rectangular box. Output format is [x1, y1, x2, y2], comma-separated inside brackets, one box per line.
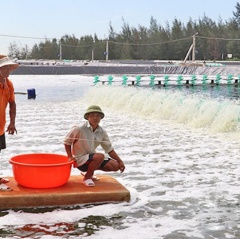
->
[0, 134, 6, 152]
[78, 153, 111, 172]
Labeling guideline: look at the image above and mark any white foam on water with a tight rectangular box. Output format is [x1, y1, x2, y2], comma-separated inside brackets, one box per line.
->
[84, 85, 240, 137]
[0, 75, 239, 238]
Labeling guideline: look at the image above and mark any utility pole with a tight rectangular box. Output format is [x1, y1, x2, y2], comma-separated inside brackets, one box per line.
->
[92, 49, 94, 61]
[59, 39, 62, 60]
[105, 40, 109, 62]
[192, 32, 198, 62]
[183, 32, 198, 64]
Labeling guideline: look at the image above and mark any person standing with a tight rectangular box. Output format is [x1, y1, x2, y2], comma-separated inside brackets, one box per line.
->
[0, 55, 19, 191]
[64, 105, 125, 187]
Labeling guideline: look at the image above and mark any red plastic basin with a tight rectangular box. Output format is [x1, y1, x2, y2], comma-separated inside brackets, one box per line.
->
[9, 153, 74, 189]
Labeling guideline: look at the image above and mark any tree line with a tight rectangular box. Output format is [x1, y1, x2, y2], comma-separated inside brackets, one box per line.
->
[8, 2, 240, 61]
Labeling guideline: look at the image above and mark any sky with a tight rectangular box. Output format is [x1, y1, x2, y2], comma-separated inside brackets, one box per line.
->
[1, 0, 238, 56]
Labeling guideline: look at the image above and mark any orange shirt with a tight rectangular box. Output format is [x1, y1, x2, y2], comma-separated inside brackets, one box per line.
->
[0, 78, 15, 135]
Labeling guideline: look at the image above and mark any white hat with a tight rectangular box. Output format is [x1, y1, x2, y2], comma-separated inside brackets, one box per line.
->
[0, 55, 19, 71]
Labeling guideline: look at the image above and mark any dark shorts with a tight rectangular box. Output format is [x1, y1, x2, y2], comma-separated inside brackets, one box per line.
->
[0, 134, 6, 152]
[78, 153, 112, 172]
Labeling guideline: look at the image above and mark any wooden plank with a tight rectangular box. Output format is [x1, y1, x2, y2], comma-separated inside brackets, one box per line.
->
[0, 175, 130, 209]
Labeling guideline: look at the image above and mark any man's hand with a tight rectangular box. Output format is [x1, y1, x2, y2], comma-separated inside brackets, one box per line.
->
[119, 161, 125, 173]
[6, 123, 17, 135]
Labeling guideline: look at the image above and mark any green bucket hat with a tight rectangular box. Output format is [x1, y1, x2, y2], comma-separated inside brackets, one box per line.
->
[84, 105, 105, 119]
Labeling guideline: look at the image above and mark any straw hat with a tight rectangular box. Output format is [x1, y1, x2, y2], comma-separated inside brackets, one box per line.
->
[84, 105, 105, 119]
[0, 55, 19, 71]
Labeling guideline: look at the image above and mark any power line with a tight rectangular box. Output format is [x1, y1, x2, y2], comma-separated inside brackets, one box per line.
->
[2, 33, 240, 49]
[197, 35, 240, 41]
[109, 36, 192, 46]
[62, 42, 104, 48]
[0, 34, 53, 40]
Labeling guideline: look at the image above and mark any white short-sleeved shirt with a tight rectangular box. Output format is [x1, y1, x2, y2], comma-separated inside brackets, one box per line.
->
[63, 121, 113, 167]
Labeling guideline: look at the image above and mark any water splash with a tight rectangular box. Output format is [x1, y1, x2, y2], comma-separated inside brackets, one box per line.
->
[82, 85, 240, 136]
